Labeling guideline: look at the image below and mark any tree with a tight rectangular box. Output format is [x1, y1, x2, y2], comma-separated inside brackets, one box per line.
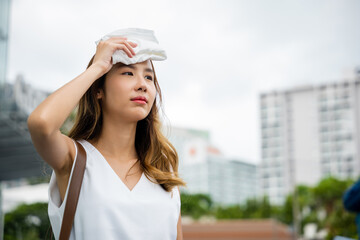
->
[215, 204, 242, 219]
[313, 177, 352, 216]
[241, 196, 272, 219]
[4, 202, 53, 240]
[312, 177, 357, 240]
[180, 192, 213, 220]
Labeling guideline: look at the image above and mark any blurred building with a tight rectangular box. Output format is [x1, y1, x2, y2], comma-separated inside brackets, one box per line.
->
[0, 0, 11, 88]
[164, 126, 258, 206]
[13, 74, 50, 115]
[259, 68, 360, 205]
[0, 76, 52, 181]
[206, 155, 257, 205]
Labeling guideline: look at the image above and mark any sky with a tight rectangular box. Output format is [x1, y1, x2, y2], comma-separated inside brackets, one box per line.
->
[6, 0, 360, 164]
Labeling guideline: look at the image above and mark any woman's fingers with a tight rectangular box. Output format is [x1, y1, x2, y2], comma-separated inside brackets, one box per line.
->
[122, 41, 137, 56]
[128, 41, 137, 47]
[107, 37, 137, 48]
[107, 37, 137, 57]
[93, 36, 137, 71]
[114, 44, 133, 58]
[112, 39, 137, 49]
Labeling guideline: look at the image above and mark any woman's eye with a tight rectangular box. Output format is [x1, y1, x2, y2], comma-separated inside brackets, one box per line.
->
[123, 72, 133, 75]
[122, 72, 153, 81]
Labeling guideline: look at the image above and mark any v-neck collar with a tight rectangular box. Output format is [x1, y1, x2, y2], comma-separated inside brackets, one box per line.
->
[82, 139, 144, 194]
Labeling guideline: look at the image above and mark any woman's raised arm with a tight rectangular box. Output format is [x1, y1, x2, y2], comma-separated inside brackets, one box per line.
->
[27, 37, 137, 173]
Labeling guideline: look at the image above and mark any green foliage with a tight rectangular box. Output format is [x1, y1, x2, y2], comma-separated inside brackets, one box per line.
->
[181, 176, 358, 239]
[180, 192, 213, 220]
[4, 202, 53, 240]
[323, 200, 357, 240]
[313, 177, 354, 215]
[241, 196, 272, 219]
[181, 194, 273, 220]
[27, 176, 51, 185]
[215, 204, 242, 219]
[272, 177, 357, 239]
[274, 194, 293, 224]
[272, 185, 320, 233]
[311, 177, 357, 239]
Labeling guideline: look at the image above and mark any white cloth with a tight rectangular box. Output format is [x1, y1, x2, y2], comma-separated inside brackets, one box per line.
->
[95, 28, 167, 65]
[48, 139, 180, 240]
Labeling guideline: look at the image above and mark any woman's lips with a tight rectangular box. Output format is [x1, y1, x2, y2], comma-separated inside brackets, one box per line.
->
[131, 100, 147, 104]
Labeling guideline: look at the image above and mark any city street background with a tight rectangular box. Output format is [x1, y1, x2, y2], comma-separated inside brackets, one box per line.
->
[1, 0, 360, 239]
[7, 0, 360, 163]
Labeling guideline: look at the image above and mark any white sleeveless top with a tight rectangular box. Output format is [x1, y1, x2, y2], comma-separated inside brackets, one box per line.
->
[48, 139, 181, 240]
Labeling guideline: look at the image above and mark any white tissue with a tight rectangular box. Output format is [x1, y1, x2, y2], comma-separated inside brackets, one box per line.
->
[95, 28, 167, 65]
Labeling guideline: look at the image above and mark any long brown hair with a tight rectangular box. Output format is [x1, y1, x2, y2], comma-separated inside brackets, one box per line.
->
[67, 55, 187, 193]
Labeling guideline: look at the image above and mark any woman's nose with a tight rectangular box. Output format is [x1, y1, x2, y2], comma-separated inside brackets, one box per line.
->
[135, 75, 147, 91]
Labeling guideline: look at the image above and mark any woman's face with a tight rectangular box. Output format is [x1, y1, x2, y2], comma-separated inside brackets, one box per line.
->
[97, 60, 157, 122]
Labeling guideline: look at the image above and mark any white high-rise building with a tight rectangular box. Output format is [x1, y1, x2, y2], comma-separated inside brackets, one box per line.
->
[259, 69, 360, 205]
[163, 126, 258, 206]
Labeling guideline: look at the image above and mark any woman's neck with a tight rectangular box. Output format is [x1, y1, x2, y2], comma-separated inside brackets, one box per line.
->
[89, 117, 138, 163]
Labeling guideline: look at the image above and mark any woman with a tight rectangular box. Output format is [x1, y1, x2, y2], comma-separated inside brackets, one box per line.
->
[27, 31, 187, 240]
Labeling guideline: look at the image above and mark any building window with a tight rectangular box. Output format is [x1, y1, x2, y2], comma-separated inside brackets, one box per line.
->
[347, 134, 352, 141]
[333, 113, 341, 120]
[342, 102, 350, 109]
[262, 111, 267, 119]
[321, 125, 328, 132]
[321, 134, 329, 142]
[273, 121, 280, 127]
[320, 105, 327, 112]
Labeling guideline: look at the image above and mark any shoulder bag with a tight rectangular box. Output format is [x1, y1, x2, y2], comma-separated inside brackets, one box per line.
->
[57, 140, 87, 240]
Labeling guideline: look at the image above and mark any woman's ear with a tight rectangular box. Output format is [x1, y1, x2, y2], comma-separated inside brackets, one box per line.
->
[97, 88, 104, 99]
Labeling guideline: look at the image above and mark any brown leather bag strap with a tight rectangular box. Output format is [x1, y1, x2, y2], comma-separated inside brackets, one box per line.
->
[59, 140, 87, 240]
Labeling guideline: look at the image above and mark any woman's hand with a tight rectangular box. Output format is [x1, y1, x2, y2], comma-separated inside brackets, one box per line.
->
[92, 37, 138, 74]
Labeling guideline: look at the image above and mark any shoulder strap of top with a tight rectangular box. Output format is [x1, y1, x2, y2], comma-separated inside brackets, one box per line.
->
[59, 140, 87, 240]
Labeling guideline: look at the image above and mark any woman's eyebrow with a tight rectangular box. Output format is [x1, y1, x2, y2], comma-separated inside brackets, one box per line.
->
[119, 65, 154, 74]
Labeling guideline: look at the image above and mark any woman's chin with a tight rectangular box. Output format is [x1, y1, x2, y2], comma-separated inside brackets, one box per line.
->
[116, 109, 150, 122]
[130, 112, 150, 122]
